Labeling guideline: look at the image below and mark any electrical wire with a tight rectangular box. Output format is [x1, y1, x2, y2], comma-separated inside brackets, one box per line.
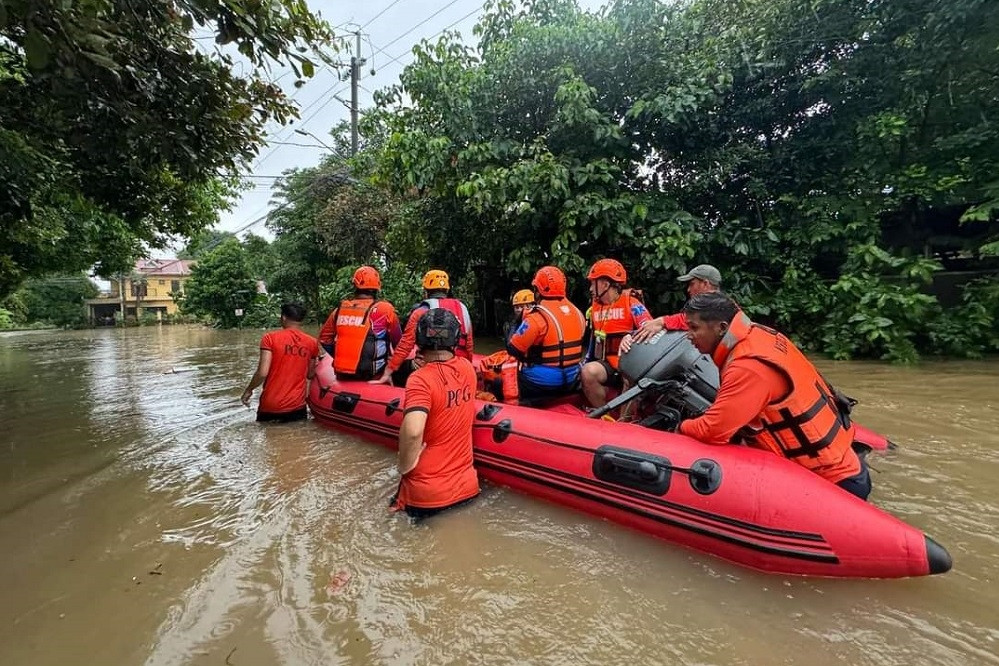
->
[368, 2, 485, 72]
[360, 0, 406, 29]
[376, 0, 466, 54]
[235, 1, 487, 230]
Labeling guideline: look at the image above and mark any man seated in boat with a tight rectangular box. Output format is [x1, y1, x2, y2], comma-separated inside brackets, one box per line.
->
[318, 266, 402, 381]
[393, 308, 480, 520]
[677, 291, 873, 500]
[241, 303, 320, 422]
[580, 258, 652, 410]
[480, 289, 536, 403]
[504, 266, 587, 404]
[624, 264, 723, 349]
[505, 289, 536, 341]
[371, 269, 474, 387]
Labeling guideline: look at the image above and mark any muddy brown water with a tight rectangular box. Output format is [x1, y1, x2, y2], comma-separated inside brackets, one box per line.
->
[1, 326, 997, 666]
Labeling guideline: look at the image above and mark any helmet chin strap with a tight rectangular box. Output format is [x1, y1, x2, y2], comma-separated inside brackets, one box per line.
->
[595, 281, 617, 303]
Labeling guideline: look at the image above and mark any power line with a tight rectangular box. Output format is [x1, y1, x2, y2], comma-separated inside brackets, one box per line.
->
[212, 169, 361, 252]
[249, 26, 364, 170]
[251, 77, 347, 169]
[368, 2, 485, 73]
[267, 140, 334, 148]
[360, 0, 406, 29]
[234, 2, 486, 231]
[256, 2, 485, 172]
[376, 0, 466, 54]
[229, 80, 351, 229]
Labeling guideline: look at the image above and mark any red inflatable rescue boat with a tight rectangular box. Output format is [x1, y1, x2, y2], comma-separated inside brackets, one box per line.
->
[307, 333, 951, 578]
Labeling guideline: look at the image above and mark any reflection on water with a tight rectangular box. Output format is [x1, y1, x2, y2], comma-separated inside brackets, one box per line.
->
[1, 327, 997, 666]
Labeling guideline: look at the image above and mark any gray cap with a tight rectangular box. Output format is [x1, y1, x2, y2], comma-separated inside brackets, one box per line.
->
[678, 264, 722, 285]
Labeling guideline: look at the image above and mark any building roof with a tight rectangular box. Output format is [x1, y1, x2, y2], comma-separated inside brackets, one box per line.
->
[133, 258, 195, 276]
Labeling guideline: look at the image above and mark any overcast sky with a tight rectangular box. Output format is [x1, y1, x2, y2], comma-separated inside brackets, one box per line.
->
[214, 0, 608, 241]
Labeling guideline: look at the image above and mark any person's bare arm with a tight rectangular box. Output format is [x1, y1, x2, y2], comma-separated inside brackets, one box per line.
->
[241, 349, 272, 406]
[398, 410, 428, 474]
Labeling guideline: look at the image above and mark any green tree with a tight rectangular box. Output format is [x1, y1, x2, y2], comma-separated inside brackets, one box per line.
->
[368, 0, 999, 358]
[0, 290, 28, 329]
[0, 0, 334, 298]
[178, 229, 238, 259]
[265, 119, 409, 314]
[18, 274, 99, 327]
[180, 238, 257, 327]
[241, 233, 278, 283]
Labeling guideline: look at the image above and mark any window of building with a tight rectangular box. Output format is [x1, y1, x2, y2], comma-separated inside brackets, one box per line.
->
[171, 280, 181, 293]
[158, 279, 166, 285]
[130, 282, 147, 297]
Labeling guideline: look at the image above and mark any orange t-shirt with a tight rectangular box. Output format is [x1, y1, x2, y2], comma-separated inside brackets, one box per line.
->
[258, 328, 320, 414]
[395, 356, 480, 509]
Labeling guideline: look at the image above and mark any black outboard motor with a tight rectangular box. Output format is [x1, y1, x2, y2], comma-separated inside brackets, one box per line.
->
[618, 331, 719, 413]
[588, 331, 719, 430]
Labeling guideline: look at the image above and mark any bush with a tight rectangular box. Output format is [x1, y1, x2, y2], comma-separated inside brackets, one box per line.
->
[762, 264, 830, 350]
[240, 294, 283, 329]
[817, 246, 940, 363]
[17, 274, 96, 327]
[161, 312, 201, 325]
[0, 307, 18, 329]
[927, 277, 999, 357]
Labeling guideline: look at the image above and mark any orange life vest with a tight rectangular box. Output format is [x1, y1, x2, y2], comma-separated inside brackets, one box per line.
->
[332, 298, 384, 378]
[480, 350, 520, 403]
[714, 312, 859, 478]
[589, 288, 645, 369]
[525, 297, 586, 368]
[421, 297, 473, 360]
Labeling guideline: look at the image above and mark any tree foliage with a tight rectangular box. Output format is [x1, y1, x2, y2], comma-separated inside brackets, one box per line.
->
[263, 120, 415, 315]
[178, 229, 238, 259]
[180, 238, 258, 327]
[358, 0, 999, 359]
[17, 274, 99, 327]
[0, 0, 334, 298]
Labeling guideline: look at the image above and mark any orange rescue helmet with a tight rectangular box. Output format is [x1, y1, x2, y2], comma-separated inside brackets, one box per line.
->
[352, 265, 382, 290]
[587, 258, 627, 284]
[512, 289, 535, 306]
[422, 269, 450, 290]
[532, 265, 567, 298]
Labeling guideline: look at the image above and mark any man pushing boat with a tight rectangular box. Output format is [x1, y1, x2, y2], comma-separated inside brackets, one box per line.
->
[676, 291, 872, 499]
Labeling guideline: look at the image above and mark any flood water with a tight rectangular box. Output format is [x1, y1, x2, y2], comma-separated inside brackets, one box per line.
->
[1, 326, 997, 666]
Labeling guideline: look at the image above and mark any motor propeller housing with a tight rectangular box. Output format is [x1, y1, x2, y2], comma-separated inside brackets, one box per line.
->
[617, 331, 720, 418]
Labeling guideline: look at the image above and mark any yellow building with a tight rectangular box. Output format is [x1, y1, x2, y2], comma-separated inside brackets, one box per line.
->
[86, 258, 195, 324]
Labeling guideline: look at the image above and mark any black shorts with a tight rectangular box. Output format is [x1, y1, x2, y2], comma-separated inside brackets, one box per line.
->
[836, 456, 872, 500]
[256, 407, 309, 423]
[593, 359, 622, 389]
[390, 360, 418, 387]
[402, 495, 478, 522]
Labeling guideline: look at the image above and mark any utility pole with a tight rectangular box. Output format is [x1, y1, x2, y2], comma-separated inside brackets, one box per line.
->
[118, 272, 126, 324]
[350, 30, 364, 156]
